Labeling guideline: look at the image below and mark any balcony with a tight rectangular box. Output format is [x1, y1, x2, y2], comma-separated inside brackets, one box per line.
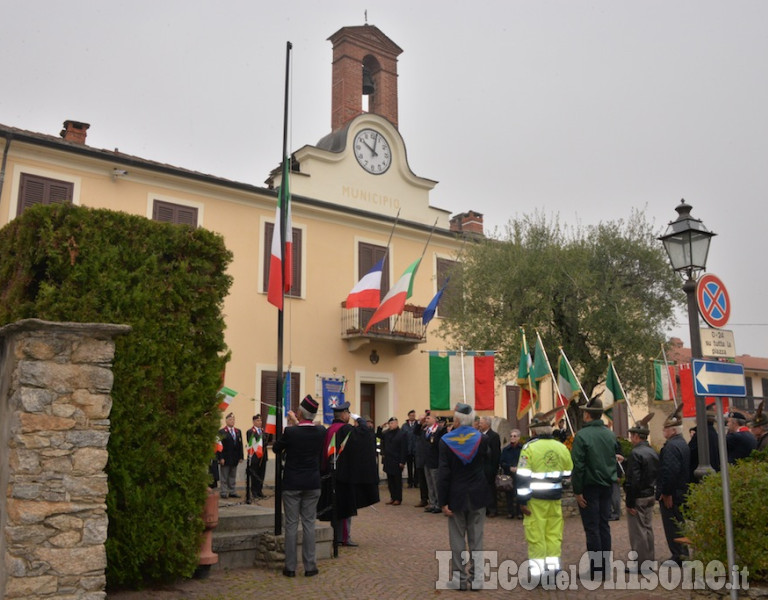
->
[341, 302, 427, 353]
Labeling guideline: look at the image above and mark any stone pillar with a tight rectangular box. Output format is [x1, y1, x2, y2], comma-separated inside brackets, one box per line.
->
[0, 319, 129, 600]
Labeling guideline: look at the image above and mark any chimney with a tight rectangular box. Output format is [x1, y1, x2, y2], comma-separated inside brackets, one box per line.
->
[450, 211, 484, 237]
[60, 120, 90, 144]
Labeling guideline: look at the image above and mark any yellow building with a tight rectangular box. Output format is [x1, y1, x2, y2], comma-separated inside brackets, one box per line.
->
[0, 25, 501, 431]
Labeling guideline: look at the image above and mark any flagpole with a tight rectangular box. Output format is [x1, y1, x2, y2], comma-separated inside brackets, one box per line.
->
[660, 343, 679, 408]
[608, 355, 637, 426]
[536, 334, 575, 435]
[459, 346, 467, 404]
[273, 40, 292, 537]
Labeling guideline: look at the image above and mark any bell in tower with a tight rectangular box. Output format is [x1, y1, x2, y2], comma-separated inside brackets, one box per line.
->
[362, 66, 375, 96]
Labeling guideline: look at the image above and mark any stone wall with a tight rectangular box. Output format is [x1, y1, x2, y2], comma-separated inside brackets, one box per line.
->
[1, 319, 129, 600]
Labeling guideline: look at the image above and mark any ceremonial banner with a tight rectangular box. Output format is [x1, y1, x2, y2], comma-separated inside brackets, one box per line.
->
[322, 377, 346, 425]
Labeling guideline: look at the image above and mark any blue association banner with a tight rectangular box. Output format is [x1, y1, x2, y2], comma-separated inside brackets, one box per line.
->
[322, 377, 346, 425]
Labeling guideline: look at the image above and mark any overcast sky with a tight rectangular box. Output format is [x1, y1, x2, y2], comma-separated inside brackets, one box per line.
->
[3, 1, 766, 357]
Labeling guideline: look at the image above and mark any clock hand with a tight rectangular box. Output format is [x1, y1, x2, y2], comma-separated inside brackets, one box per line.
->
[361, 139, 377, 157]
[372, 133, 379, 156]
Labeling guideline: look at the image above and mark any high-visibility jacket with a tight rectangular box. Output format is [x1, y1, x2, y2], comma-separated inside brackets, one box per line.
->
[516, 436, 573, 504]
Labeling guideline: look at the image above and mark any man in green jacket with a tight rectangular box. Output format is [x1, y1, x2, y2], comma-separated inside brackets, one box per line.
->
[571, 397, 618, 580]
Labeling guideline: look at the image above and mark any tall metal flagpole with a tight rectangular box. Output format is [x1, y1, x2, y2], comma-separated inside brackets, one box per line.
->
[274, 40, 292, 536]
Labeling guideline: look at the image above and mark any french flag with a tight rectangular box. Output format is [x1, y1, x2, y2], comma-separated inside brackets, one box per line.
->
[346, 258, 384, 309]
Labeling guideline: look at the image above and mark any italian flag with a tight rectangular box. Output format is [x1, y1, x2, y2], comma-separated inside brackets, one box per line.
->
[653, 360, 676, 401]
[248, 434, 264, 459]
[516, 329, 535, 419]
[264, 405, 277, 435]
[364, 258, 421, 332]
[429, 352, 495, 411]
[215, 436, 223, 453]
[604, 360, 626, 415]
[267, 157, 293, 310]
[327, 432, 336, 459]
[217, 386, 237, 411]
[557, 353, 580, 415]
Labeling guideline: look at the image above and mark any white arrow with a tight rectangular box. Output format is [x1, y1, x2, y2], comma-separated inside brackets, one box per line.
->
[695, 366, 744, 392]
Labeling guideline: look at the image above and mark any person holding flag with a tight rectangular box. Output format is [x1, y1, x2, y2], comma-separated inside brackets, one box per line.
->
[246, 414, 270, 500]
[272, 395, 326, 577]
[317, 401, 379, 549]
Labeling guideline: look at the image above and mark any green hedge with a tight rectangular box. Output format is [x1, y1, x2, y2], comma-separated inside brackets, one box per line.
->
[683, 449, 768, 582]
[0, 204, 232, 587]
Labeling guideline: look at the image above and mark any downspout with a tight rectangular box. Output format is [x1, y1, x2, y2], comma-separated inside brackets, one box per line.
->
[0, 133, 12, 212]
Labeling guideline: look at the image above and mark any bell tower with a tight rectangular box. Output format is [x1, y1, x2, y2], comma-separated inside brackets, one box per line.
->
[328, 25, 403, 131]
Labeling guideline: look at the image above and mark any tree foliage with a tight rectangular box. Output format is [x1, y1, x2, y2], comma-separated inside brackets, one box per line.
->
[439, 210, 682, 401]
[0, 204, 232, 587]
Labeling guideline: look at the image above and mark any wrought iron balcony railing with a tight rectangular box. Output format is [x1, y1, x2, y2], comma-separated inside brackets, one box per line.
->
[341, 302, 427, 351]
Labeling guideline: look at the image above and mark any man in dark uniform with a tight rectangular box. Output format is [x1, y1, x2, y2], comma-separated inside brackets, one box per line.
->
[438, 403, 490, 591]
[726, 410, 757, 463]
[217, 412, 244, 499]
[317, 401, 379, 548]
[382, 417, 407, 505]
[656, 405, 690, 566]
[246, 414, 269, 499]
[272, 395, 326, 577]
[477, 416, 501, 517]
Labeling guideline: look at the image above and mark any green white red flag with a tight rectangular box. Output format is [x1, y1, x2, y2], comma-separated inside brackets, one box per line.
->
[217, 386, 237, 411]
[516, 329, 535, 419]
[653, 360, 676, 401]
[428, 352, 495, 411]
[364, 258, 421, 332]
[267, 158, 293, 310]
[264, 405, 277, 435]
[557, 351, 581, 416]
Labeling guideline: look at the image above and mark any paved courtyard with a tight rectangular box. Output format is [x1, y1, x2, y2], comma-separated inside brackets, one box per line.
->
[107, 483, 731, 600]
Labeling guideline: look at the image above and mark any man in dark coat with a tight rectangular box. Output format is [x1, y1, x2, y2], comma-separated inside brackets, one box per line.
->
[477, 416, 501, 517]
[726, 411, 757, 463]
[246, 414, 270, 499]
[499, 429, 523, 518]
[438, 403, 490, 591]
[272, 395, 326, 577]
[317, 402, 379, 547]
[216, 412, 244, 499]
[382, 417, 408, 505]
[402, 410, 419, 488]
[749, 401, 768, 452]
[656, 405, 690, 566]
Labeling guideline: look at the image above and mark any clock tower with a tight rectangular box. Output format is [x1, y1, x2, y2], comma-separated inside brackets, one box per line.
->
[328, 25, 403, 131]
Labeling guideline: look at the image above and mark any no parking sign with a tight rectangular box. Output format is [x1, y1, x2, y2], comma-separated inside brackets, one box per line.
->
[696, 273, 731, 329]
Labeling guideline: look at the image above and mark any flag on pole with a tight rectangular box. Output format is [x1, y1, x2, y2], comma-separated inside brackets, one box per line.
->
[423, 278, 450, 325]
[337, 430, 352, 457]
[283, 371, 292, 428]
[265, 404, 277, 435]
[217, 386, 237, 411]
[364, 258, 421, 332]
[326, 431, 337, 459]
[531, 334, 550, 400]
[428, 352, 495, 411]
[215, 436, 223, 453]
[653, 360, 676, 401]
[267, 158, 293, 310]
[247, 433, 263, 459]
[557, 352, 581, 414]
[604, 360, 626, 415]
[516, 329, 535, 419]
[346, 258, 384, 309]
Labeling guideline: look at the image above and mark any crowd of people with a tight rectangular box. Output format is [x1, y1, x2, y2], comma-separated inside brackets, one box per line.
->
[210, 396, 766, 585]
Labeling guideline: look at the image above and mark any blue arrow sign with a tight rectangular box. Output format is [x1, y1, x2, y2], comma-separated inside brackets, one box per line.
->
[692, 360, 746, 397]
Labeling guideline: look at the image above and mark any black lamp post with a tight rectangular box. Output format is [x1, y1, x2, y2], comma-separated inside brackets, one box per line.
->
[658, 199, 716, 480]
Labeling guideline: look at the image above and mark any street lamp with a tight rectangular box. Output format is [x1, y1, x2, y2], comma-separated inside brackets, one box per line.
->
[658, 199, 716, 480]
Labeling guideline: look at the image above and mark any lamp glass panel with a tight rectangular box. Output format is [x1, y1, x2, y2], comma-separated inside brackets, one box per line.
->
[690, 232, 712, 269]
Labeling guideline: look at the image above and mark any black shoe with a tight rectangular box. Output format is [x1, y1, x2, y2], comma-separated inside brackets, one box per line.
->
[282, 569, 295, 577]
[430, 507, 442, 513]
[229, 493, 241, 498]
[342, 541, 358, 547]
[305, 569, 319, 577]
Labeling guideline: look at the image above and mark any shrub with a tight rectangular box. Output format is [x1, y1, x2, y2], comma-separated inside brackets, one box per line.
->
[682, 450, 768, 582]
[0, 204, 232, 587]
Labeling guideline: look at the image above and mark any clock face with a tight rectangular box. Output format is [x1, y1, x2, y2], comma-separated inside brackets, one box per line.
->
[353, 129, 392, 174]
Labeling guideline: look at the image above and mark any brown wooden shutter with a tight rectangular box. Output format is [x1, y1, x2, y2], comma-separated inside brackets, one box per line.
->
[17, 173, 74, 216]
[152, 200, 198, 226]
[260, 370, 301, 417]
[357, 242, 389, 330]
[435, 257, 459, 318]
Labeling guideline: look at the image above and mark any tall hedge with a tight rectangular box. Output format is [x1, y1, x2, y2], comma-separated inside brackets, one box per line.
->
[0, 204, 233, 587]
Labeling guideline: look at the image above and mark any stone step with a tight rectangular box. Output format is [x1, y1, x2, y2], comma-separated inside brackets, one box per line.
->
[210, 503, 333, 570]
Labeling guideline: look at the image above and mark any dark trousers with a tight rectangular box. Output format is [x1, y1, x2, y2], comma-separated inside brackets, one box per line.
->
[406, 455, 415, 486]
[578, 484, 613, 575]
[486, 478, 497, 515]
[505, 490, 521, 517]
[416, 466, 429, 502]
[386, 471, 403, 502]
[660, 500, 688, 563]
[249, 457, 266, 496]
